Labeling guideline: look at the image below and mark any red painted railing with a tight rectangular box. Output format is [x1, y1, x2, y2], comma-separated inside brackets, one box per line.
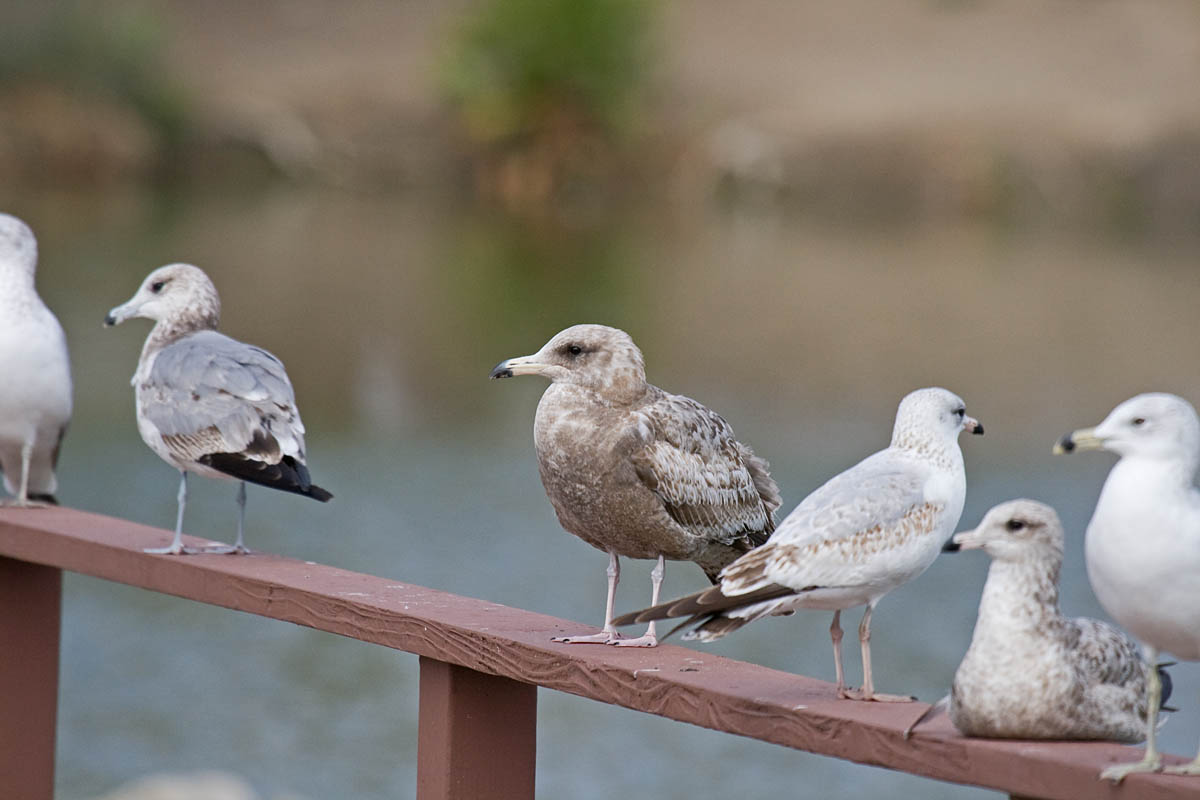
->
[0, 507, 1194, 800]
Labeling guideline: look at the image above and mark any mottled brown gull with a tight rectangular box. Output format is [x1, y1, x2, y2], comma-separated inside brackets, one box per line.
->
[616, 387, 983, 700]
[0, 213, 72, 506]
[105, 263, 332, 555]
[937, 499, 1165, 741]
[1057, 392, 1200, 782]
[490, 324, 781, 647]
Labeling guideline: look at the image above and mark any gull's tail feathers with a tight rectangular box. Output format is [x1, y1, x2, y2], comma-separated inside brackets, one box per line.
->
[613, 582, 796, 642]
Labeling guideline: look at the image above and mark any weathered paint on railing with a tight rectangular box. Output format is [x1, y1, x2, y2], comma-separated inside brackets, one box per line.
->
[0, 506, 1195, 800]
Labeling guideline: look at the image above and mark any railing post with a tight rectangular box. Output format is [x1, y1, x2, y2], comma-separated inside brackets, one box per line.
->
[416, 657, 536, 800]
[0, 557, 61, 800]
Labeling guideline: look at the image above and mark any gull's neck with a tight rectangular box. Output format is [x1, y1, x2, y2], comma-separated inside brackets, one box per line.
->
[975, 557, 1063, 636]
[141, 312, 219, 360]
[1107, 453, 1199, 498]
[0, 261, 37, 302]
[891, 430, 961, 470]
[558, 371, 650, 408]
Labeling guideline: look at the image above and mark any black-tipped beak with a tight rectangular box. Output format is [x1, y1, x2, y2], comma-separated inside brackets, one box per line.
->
[971, 423, 984, 435]
[489, 360, 513, 380]
[942, 538, 961, 553]
[103, 313, 116, 327]
[1055, 434, 1075, 453]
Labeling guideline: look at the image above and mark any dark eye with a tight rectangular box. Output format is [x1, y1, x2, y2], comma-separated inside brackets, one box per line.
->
[150, 280, 166, 293]
[1005, 519, 1026, 532]
[567, 344, 583, 356]
[1132, 417, 1146, 426]
[954, 408, 965, 418]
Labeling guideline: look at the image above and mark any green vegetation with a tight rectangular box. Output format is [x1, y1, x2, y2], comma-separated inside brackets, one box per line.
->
[0, 3, 187, 144]
[440, 0, 655, 145]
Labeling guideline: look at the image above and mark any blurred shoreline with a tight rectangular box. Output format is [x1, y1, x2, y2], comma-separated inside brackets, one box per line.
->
[2, 1, 1199, 231]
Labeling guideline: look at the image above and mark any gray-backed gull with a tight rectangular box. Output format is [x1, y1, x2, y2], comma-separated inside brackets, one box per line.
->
[616, 387, 983, 700]
[106, 263, 331, 555]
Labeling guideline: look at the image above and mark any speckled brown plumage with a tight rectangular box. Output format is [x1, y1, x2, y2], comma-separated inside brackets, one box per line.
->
[491, 324, 780, 646]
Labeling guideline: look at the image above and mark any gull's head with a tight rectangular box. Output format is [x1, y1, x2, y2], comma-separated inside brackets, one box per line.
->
[891, 387, 983, 451]
[489, 324, 647, 400]
[1054, 393, 1200, 466]
[105, 263, 221, 330]
[944, 499, 1063, 566]
[0, 213, 38, 281]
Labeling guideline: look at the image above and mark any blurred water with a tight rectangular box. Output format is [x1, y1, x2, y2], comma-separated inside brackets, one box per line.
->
[7, 184, 1200, 799]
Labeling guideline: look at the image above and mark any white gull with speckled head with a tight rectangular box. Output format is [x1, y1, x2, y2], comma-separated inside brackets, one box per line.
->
[106, 263, 331, 555]
[0, 213, 72, 506]
[616, 387, 983, 701]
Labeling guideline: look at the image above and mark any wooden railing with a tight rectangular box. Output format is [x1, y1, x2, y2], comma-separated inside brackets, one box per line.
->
[0, 507, 1194, 800]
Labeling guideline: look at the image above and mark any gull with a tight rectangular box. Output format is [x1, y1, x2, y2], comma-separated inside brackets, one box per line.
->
[940, 499, 1165, 741]
[615, 387, 983, 700]
[1057, 392, 1200, 781]
[0, 213, 72, 506]
[105, 263, 332, 555]
[490, 324, 781, 647]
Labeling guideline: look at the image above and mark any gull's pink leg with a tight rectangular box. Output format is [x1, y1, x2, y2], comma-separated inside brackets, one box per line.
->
[614, 555, 664, 647]
[842, 602, 915, 702]
[830, 610, 849, 698]
[554, 550, 624, 644]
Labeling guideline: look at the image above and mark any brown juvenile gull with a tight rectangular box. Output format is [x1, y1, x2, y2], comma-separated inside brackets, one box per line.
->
[105, 263, 332, 555]
[616, 387, 983, 701]
[490, 324, 781, 647]
[1056, 392, 1200, 782]
[0, 213, 72, 506]
[933, 499, 1168, 741]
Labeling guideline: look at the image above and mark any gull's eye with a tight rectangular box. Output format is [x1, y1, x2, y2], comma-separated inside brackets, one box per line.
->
[150, 280, 166, 293]
[954, 408, 965, 419]
[567, 344, 583, 356]
[1132, 417, 1146, 426]
[1005, 519, 1026, 532]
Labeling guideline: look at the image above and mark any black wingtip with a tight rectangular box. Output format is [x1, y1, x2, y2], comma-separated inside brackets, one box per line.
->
[199, 453, 333, 501]
[306, 484, 334, 502]
[1158, 663, 1174, 708]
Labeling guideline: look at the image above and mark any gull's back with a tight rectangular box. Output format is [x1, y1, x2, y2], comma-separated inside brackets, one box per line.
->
[135, 328, 308, 478]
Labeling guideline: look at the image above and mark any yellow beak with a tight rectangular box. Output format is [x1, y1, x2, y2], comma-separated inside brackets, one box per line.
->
[1053, 427, 1105, 455]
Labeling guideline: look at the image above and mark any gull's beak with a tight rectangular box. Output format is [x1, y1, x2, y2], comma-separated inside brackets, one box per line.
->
[1053, 426, 1104, 454]
[104, 300, 136, 327]
[965, 416, 984, 436]
[489, 355, 549, 380]
[943, 527, 984, 553]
